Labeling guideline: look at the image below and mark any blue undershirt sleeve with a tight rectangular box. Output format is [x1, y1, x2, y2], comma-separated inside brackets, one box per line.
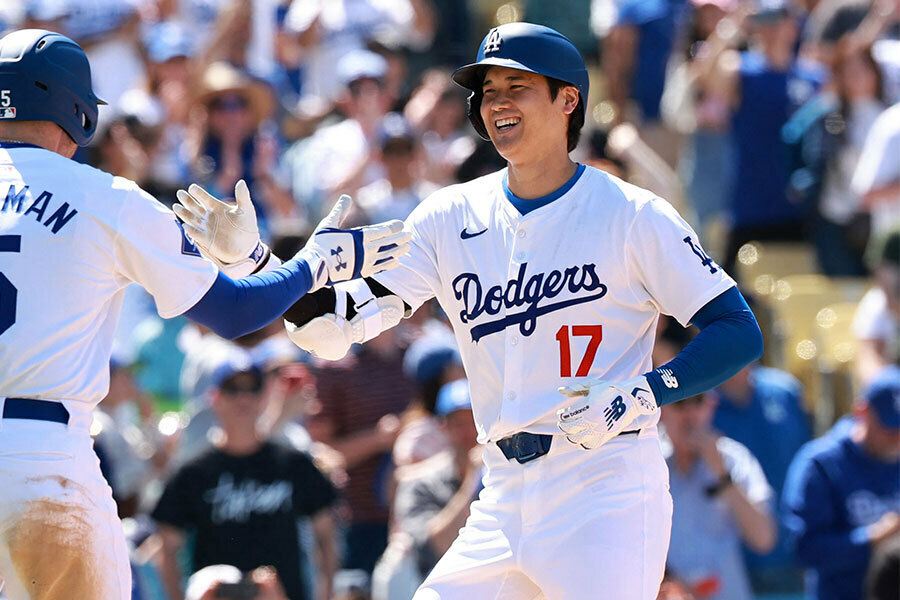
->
[183, 257, 313, 339]
[645, 286, 764, 407]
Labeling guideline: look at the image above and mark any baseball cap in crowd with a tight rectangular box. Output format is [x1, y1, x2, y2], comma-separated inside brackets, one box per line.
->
[185, 564, 242, 600]
[377, 112, 416, 150]
[863, 366, 900, 429]
[403, 332, 461, 386]
[337, 49, 388, 87]
[145, 21, 193, 64]
[435, 379, 472, 417]
[751, 0, 790, 21]
[208, 350, 263, 392]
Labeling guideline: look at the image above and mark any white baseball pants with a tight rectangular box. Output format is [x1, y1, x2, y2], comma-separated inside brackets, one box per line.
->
[0, 412, 131, 600]
[414, 429, 672, 600]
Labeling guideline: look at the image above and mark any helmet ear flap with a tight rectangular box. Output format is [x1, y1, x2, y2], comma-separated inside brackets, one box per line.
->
[466, 91, 490, 141]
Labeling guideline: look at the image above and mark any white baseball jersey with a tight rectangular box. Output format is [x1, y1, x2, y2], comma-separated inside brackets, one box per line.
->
[374, 165, 735, 443]
[0, 145, 217, 411]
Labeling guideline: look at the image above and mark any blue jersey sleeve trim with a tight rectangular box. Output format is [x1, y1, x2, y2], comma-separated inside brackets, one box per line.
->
[503, 163, 585, 215]
[184, 257, 313, 339]
[646, 286, 764, 406]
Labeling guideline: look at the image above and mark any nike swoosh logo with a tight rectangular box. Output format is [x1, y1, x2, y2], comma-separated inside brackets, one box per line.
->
[460, 227, 488, 239]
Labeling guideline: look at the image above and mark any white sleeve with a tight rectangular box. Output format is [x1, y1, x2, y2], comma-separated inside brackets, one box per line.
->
[852, 288, 893, 342]
[113, 184, 218, 319]
[721, 438, 774, 508]
[851, 108, 900, 197]
[625, 196, 736, 326]
[371, 195, 442, 314]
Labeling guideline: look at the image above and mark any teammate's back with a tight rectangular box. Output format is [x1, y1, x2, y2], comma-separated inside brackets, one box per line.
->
[0, 144, 216, 406]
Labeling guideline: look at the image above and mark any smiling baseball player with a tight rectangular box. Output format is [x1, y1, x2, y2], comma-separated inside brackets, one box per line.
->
[181, 22, 764, 599]
[0, 29, 409, 600]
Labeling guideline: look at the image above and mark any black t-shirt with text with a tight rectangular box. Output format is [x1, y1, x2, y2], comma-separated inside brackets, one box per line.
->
[152, 441, 337, 600]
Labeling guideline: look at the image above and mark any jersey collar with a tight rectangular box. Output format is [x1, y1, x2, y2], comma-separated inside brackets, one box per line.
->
[502, 163, 586, 216]
[0, 142, 43, 150]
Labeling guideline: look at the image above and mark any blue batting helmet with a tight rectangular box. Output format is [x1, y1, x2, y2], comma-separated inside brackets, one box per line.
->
[0, 29, 106, 146]
[451, 22, 589, 143]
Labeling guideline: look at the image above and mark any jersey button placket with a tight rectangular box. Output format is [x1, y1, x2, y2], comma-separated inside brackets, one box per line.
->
[501, 224, 526, 432]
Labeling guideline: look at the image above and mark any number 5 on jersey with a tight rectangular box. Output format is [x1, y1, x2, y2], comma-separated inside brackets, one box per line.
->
[555, 325, 602, 377]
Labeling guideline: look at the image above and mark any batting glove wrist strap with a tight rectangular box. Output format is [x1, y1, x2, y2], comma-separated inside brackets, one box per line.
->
[213, 241, 281, 279]
[300, 195, 411, 292]
[556, 375, 658, 450]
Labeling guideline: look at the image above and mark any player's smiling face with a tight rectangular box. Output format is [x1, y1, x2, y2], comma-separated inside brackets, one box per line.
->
[479, 66, 574, 164]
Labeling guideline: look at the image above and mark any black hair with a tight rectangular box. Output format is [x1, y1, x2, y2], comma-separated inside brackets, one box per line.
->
[546, 76, 585, 152]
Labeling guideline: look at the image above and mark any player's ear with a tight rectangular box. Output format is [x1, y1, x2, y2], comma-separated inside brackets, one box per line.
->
[561, 86, 579, 116]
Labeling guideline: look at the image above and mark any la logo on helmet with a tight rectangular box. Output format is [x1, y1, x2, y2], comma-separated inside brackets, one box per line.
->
[484, 28, 502, 54]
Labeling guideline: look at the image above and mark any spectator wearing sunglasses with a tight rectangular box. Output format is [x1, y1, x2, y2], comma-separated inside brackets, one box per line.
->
[152, 351, 338, 600]
[189, 62, 293, 234]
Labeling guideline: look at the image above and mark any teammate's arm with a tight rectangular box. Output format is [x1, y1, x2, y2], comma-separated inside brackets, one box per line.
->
[171, 187, 410, 339]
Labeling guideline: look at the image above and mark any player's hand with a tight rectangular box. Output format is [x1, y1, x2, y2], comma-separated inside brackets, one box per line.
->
[299, 194, 412, 291]
[174, 179, 260, 264]
[557, 375, 658, 450]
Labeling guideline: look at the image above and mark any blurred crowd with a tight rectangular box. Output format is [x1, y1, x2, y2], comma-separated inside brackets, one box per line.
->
[1, 0, 898, 599]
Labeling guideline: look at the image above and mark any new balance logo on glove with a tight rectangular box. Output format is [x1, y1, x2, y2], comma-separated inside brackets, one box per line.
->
[603, 396, 627, 430]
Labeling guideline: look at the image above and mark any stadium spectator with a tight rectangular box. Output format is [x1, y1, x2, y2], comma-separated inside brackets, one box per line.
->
[188, 61, 291, 233]
[394, 325, 463, 468]
[307, 326, 416, 574]
[281, 0, 434, 106]
[784, 37, 887, 275]
[403, 70, 474, 186]
[851, 102, 900, 239]
[853, 230, 900, 383]
[713, 0, 826, 271]
[710, 365, 811, 592]
[593, 0, 684, 165]
[662, 393, 777, 600]
[93, 357, 157, 518]
[782, 366, 900, 600]
[393, 379, 481, 581]
[661, 0, 741, 235]
[354, 113, 438, 224]
[284, 49, 393, 220]
[153, 352, 338, 600]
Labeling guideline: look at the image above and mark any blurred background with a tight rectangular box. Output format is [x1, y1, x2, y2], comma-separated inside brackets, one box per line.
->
[0, 0, 897, 599]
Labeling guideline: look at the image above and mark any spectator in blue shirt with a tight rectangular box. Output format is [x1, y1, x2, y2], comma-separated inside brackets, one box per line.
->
[782, 366, 900, 600]
[711, 364, 811, 592]
[715, 0, 826, 271]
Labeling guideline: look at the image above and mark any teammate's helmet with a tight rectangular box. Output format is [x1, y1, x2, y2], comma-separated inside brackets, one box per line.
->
[0, 29, 106, 146]
[451, 23, 589, 143]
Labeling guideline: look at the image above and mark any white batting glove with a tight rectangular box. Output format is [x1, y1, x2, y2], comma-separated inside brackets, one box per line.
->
[557, 375, 659, 450]
[298, 194, 412, 292]
[174, 179, 261, 264]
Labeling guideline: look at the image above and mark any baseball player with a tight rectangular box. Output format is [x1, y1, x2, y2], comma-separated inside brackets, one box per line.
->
[0, 29, 409, 600]
[180, 23, 764, 599]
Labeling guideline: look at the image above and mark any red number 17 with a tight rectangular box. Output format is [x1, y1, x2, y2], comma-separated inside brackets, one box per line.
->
[555, 325, 603, 377]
